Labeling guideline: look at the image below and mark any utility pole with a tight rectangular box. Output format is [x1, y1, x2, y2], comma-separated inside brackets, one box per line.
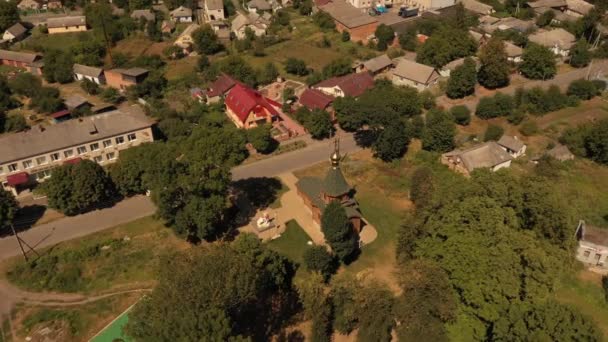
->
[10, 224, 40, 262]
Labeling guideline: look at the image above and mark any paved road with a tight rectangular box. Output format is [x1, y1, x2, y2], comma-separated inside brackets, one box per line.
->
[436, 59, 608, 110]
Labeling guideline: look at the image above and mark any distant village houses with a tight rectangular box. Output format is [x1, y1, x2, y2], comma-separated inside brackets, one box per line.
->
[46, 16, 87, 34]
[575, 220, 608, 271]
[105, 68, 149, 91]
[318, 0, 378, 42]
[312, 72, 374, 98]
[0, 50, 43, 75]
[204, 0, 226, 21]
[73, 64, 105, 85]
[528, 28, 576, 57]
[392, 59, 440, 90]
[231, 12, 270, 39]
[2, 23, 27, 44]
[442, 136, 527, 176]
[170, 6, 193, 22]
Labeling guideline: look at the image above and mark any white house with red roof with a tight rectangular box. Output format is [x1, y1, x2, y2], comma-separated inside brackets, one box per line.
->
[225, 84, 280, 129]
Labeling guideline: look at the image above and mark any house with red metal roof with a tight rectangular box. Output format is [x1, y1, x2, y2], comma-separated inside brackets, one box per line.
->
[298, 88, 335, 112]
[206, 73, 238, 103]
[312, 72, 374, 98]
[225, 84, 279, 129]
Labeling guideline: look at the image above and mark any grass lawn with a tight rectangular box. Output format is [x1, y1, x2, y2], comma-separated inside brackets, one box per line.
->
[554, 270, 608, 338]
[12, 292, 140, 342]
[90, 304, 135, 342]
[17, 29, 96, 53]
[268, 219, 311, 264]
[4, 216, 188, 294]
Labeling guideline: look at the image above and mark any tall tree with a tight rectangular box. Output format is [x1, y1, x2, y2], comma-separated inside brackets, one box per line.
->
[519, 43, 557, 80]
[0, 189, 18, 231]
[416, 26, 477, 68]
[321, 201, 358, 262]
[478, 38, 510, 89]
[375, 24, 395, 51]
[0, 1, 19, 32]
[569, 39, 591, 68]
[422, 109, 455, 152]
[446, 57, 477, 98]
[192, 25, 223, 55]
[356, 286, 395, 342]
[42, 50, 74, 84]
[372, 120, 411, 162]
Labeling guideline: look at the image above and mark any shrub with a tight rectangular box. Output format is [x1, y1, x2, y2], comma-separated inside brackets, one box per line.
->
[484, 124, 504, 141]
[476, 93, 514, 119]
[507, 109, 526, 125]
[80, 79, 99, 95]
[567, 79, 599, 100]
[419, 90, 435, 110]
[450, 105, 471, 125]
[303, 246, 338, 281]
[520, 120, 539, 136]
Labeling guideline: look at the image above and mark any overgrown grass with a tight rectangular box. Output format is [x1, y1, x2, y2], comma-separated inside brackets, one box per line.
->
[16, 29, 97, 53]
[6, 216, 185, 293]
[22, 308, 85, 336]
[268, 220, 311, 264]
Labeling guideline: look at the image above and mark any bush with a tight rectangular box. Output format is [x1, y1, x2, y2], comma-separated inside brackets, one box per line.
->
[303, 246, 338, 281]
[101, 87, 123, 104]
[450, 105, 471, 125]
[247, 124, 276, 154]
[484, 124, 504, 141]
[567, 79, 599, 100]
[80, 79, 99, 95]
[419, 90, 435, 110]
[285, 58, 309, 76]
[341, 30, 350, 42]
[520, 120, 539, 136]
[476, 93, 514, 119]
[507, 109, 526, 125]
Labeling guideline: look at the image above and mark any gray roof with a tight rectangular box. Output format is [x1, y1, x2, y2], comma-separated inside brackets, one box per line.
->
[527, 0, 566, 8]
[206, 0, 224, 10]
[323, 165, 351, 197]
[5, 23, 27, 37]
[528, 28, 575, 50]
[497, 135, 525, 152]
[247, 0, 271, 10]
[111, 67, 149, 77]
[566, 0, 593, 14]
[504, 41, 523, 57]
[445, 141, 514, 172]
[578, 221, 608, 246]
[320, 0, 377, 28]
[393, 59, 439, 84]
[0, 108, 154, 164]
[73, 64, 103, 78]
[0, 49, 39, 64]
[170, 5, 193, 17]
[361, 54, 393, 73]
[461, 0, 494, 14]
[131, 9, 155, 21]
[64, 95, 90, 109]
[46, 16, 86, 29]
[547, 144, 574, 160]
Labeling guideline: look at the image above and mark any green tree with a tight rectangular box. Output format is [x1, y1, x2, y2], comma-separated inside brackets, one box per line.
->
[303, 245, 337, 281]
[0, 189, 18, 231]
[567, 78, 599, 100]
[570, 39, 591, 68]
[9, 73, 41, 98]
[422, 109, 455, 152]
[100, 87, 123, 104]
[409, 166, 435, 210]
[331, 276, 360, 334]
[42, 160, 116, 216]
[375, 24, 395, 51]
[519, 43, 557, 80]
[478, 38, 510, 89]
[372, 120, 411, 162]
[450, 105, 471, 125]
[603, 275, 608, 302]
[80, 79, 99, 95]
[399, 29, 417, 51]
[313, 11, 335, 30]
[196, 54, 210, 71]
[475, 92, 514, 119]
[341, 30, 350, 42]
[42, 50, 74, 84]
[247, 124, 275, 154]
[129, 0, 152, 10]
[493, 301, 602, 341]
[285, 58, 309, 76]
[307, 109, 333, 140]
[322, 58, 352, 78]
[3, 114, 28, 132]
[0, 1, 19, 32]
[30, 87, 64, 113]
[321, 201, 358, 262]
[192, 25, 223, 55]
[446, 57, 477, 98]
[395, 259, 457, 342]
[416, 26, 477, 68]
[484, 124, 504, 141]
[220, 55, 257, 86]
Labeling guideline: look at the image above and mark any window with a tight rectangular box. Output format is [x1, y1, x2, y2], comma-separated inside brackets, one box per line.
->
[35, 170, 51, 181]
[50, 153, 60, 161]
[94, 156, 103, 163]
[127, 133, 137, 142]
[115, 136, 125, 145]
[36, 156, 47, 165]
[106, 152, 116, 160]
[584, 250, 591, 258]
[103, 139, 112, 148]
[23, 160, 33, 169]
[90, 143, 100, 151]
[77, 146, 87, 155]
[64, 149, 74, 158]
[8, 163, 17, 172]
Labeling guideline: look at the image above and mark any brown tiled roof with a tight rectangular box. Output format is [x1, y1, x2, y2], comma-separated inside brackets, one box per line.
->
[5, 23, 27, 37]
[528, 0, 566, 8]
[46, 16, 86, 28]
[579, 221, 608, 246]
[504, 41, 523, 57]
[0, 49, 39, 64]
[207, 73, 237, 97]
[313, 72, 374, 97]
[566, 0, 593, 14]
[361, 54, 393, 73]
[299, 88, 335, 110]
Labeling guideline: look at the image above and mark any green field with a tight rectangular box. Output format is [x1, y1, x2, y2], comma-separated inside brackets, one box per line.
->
[90, 307, 134, 342]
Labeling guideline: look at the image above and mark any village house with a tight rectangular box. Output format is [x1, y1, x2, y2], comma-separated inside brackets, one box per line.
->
[497, 135, 527, 158]
[441, 141, 514, 176]
[0, 50, 43, 75]
[18, 0, 41, 11]
[3, 23, 27, 43]
[392, 58, 440, 90]
[546, 144, 575, 161]
[352, 54, 393, 75]
[319, 0, 378, 42]
[46, 16, 87, 34]
[312, 72, 375, 98]
[105, 68, 149, 91]
[296, 140, 363, 233]
[206, 73, 237, 103]
[170, 6, 193, 22]
[174, 23, 199, 52]
[575, 220, 608, 270]
[231, 12, 270, 39]
[205, 0, 225, 21]
[246, 0, 272, 12]
[47, 0, 63, 9]
[131, 9, 156, 22]
[528, 28, 576, 57]
[0, 108, 154, 196]
[439, 57, 479, 77]
[298, 88, 335, 113]
[504, 41, 523, 63]
[461, 0, 494, 15]
[64, 95, 91, 111]
[73, 64, 105, 85]
[565, 0, 594, 17]
[224, 84, 279, 129]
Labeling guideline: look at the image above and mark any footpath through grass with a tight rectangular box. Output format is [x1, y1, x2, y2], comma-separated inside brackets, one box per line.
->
[5, 216, 187, 294]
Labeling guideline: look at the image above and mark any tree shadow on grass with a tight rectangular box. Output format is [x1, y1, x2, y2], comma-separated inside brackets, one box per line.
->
[0, 204, 47, 238]
[354, 129, 378, 148]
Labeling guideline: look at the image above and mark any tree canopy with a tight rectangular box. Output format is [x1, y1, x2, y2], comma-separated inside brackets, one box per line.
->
[478, 38, 510, 89]
[321, 201, 358, 262]
[422, 109, 455, 152]
[446, 57, 477, 99]
[416, 27, 477, 68]
[0, 189, 18, 231]
[519, 43, 557, 80]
